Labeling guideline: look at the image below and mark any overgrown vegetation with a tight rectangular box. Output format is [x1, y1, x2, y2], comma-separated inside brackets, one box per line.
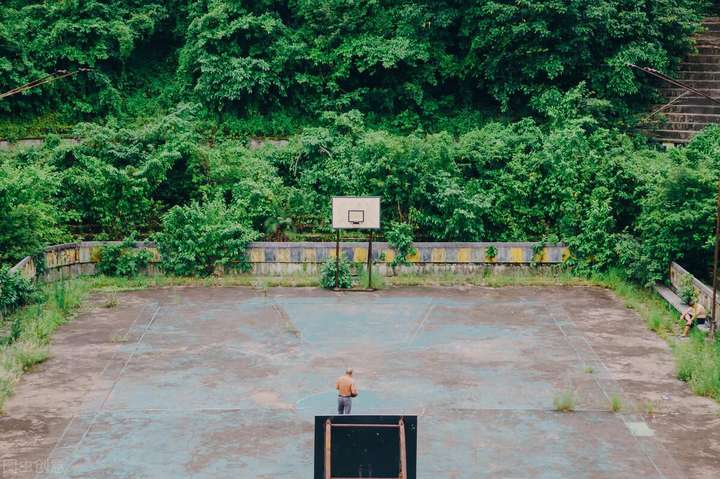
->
[0, 266, 37, 317]
[320, 255, 352, 289]
[674, 332, 720, 401]
[4, 103, 720, 287]
[0, 279, 88, 410]
[0, 1, 706, 133]
[385, 222, 417, 276]
[154, 198, 259, 276]
[96, 238, 153, 277]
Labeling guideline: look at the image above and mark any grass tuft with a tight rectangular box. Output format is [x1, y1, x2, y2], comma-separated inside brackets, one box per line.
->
[610, 394, 622, 413]
[103, 292, 119, 308]
[553, 390, 576, 412]
[673, 333, 720, 400]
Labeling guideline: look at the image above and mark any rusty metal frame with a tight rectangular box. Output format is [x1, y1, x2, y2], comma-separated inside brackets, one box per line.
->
[324, 418, 408, 479]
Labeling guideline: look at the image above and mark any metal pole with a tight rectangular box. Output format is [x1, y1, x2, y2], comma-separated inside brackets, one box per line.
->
[398, 418, 407, 479]
[368, 230, 373, 290]
[711, 179, 720, 339]
[335, 230, 340, 289]
[324, 419, 332, 479]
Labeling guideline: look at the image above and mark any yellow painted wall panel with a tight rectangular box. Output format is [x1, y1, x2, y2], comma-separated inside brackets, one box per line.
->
[457, 248, 471, 263]
[384, 249, 395, 263]
[302, 248, 316, 262]
[275, 248, 291, 263]
[354, 248, 368, 263]
[249, 248, 265, 262]
[431, 248, 446, 262]
[509, 247, 524, 263]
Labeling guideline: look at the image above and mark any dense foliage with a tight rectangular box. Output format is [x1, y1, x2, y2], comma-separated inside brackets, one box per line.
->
[0, 150, 68, 263]
[2, 90, 720, 285]
[385, 222, 417, 275]
[96, 238, 153, 277]
[154, 197, 259, 276]
[0, 265, 36, 316]
[0, 2, 719, 288]
[0, 0, 708, 133]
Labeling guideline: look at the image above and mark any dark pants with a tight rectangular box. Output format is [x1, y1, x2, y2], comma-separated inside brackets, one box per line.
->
[338, 396, 352, 415]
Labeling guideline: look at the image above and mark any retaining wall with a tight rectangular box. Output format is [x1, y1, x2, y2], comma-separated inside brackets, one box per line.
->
[8, 241, 570, 282]
[669, 262, 720, 314]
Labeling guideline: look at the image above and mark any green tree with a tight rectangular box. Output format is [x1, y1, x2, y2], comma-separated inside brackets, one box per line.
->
[154, 197, 259, 276]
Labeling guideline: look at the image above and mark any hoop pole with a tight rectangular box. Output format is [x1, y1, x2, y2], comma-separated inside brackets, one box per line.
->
[335, 230, 340, 289]
[368, 230, 373, 290]
[398, 418, 407, 479]
[325, 419, 332, 479]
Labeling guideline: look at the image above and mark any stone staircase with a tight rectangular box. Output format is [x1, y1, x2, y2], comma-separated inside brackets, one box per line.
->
[649, 17, 720, 145]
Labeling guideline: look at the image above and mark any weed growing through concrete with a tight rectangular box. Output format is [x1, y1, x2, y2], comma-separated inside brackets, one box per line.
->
[103, 293, 119, 308]
[643, 401, 655, 417]
[110, 333, 130, 343]
[583, 366, 594, 374]
[610, 394, 622, 413]
[553, 390, 576, 412]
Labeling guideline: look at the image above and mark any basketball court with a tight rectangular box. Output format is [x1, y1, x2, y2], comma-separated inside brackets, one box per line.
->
[3, 285, 716, 478]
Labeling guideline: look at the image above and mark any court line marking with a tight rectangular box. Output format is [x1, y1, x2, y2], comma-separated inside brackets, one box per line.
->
[37, 302, 155, 478]
[48, 303, 161, 478]
[405, 303, 436, 345]
[549, 305, 680, 479]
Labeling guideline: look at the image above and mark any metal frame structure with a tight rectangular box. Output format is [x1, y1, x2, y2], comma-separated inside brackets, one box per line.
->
[323, 418, 407, 479]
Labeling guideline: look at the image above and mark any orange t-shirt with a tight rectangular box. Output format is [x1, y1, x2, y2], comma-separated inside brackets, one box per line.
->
[336, 375, 358, 397]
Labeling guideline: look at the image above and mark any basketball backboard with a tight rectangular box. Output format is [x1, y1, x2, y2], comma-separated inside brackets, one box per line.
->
[332, 197, 381, 230]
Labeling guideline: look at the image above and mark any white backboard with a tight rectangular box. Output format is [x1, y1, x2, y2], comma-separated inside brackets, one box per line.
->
[332, 196, 381, 229]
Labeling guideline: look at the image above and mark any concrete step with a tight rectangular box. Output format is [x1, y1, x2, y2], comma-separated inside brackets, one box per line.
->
[661, 87, 720, 98]
[662, 103, 720, 114]
[662, 79, 720, 88]
[662, 112, 720, 123]
[677, 71, 720, 81]
[695, 45, 720, 54]
[651, 129, 699, 141]
[686, 53, 720, 63]
[655, 121, 711, 131]
[703, 21, 720, 32]
[679, 62, 720, 71]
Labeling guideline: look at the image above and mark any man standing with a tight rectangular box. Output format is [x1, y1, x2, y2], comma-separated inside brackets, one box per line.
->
[336, 368, 358, 415]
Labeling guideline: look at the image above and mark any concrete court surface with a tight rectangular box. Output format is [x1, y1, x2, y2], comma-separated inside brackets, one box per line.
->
[1, 286, 719, 478]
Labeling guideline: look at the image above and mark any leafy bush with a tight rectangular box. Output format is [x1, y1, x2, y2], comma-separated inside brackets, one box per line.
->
[678, 274, 698, 305]
[385, 222, 416, 275]
[320, 255, 352, 289]
[96, 238, 153, 278]
[0, 266, 36, 315]
[0, 156, 68, 264]
[155, 198, 259, 276]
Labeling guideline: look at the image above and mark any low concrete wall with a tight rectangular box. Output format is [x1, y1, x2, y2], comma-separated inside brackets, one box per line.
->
[247, 241, 568, 275]
[8, 241, 570, 282]
[669, 262, 719, 315]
